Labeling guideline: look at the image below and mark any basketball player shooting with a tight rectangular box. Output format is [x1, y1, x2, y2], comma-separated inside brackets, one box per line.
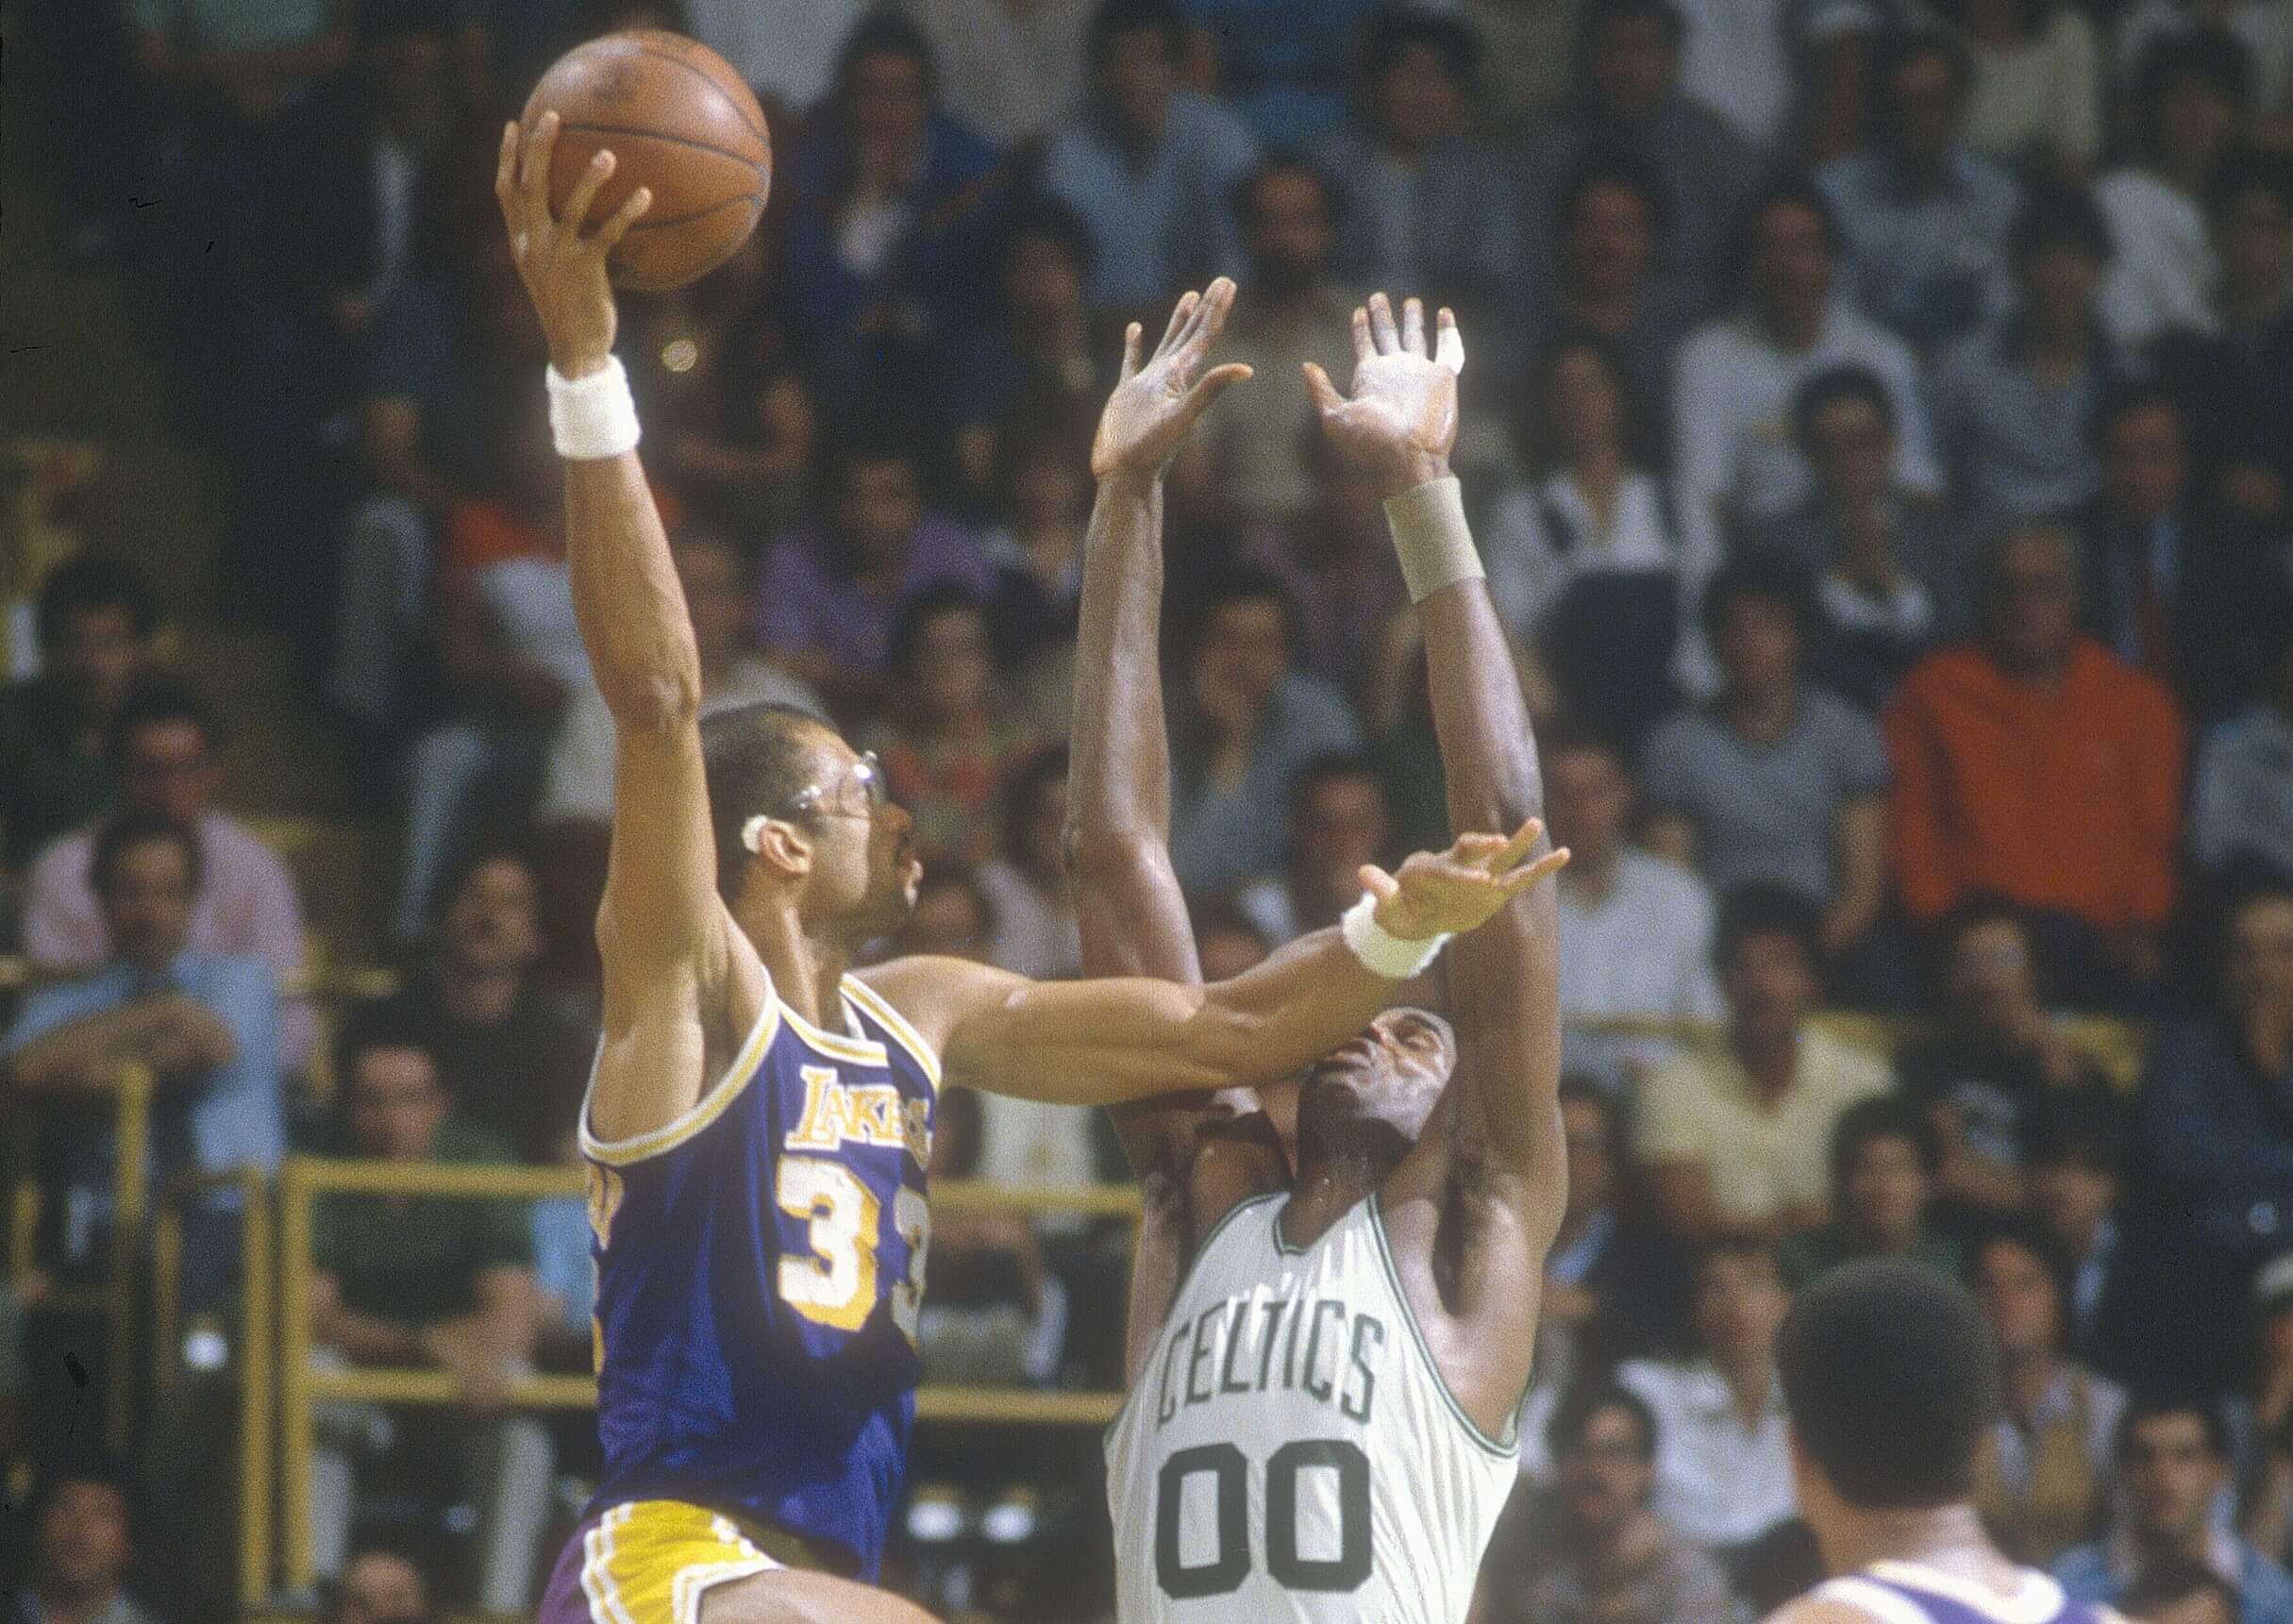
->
[494, 119, 1554, 1624]
[1766, 1260, 2131, 1624]
[1072, 287, 1571, 1624]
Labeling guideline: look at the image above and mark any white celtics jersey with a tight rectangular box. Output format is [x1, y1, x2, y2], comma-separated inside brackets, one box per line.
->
[1106, 1193, 1519, 1624]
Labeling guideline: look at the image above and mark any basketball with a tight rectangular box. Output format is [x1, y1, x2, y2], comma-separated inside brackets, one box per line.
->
[521, 30, 771, 293]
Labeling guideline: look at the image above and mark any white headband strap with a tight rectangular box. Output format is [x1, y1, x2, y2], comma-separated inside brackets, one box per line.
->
[742, 813, 771, 854]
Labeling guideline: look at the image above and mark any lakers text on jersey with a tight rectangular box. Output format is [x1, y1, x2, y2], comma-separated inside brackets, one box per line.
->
[1105, 1194, 1518, 1624]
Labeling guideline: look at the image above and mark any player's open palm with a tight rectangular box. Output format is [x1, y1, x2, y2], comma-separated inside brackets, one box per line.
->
[1304, 293, 1465, 494]
[1091, 278, 1254, 479]
[494, 110, 653, 376]
[1366, 817, 1569, 940]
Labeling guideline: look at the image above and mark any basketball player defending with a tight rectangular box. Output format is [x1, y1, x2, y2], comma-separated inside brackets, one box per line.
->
[496, 123, 1550, 1624]
[1072, 288, 1570, 1623]
[1766, 1260, 2130, 1624]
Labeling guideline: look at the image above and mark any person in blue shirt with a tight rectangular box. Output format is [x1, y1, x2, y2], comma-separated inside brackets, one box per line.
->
[2055, 1398, 2293, 1624]
[0, 809, 282, 1312]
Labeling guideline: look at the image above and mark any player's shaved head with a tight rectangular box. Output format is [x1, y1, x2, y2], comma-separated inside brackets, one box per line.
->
[1778, 1259, 2001, 1509]
[701, 702, 841, 896]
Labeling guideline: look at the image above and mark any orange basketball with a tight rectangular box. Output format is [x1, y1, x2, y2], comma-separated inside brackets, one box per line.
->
[522, 30, 770, 293]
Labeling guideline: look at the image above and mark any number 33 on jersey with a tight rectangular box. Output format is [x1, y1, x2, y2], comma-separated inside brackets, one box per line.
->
[577, 974, 940, 1578]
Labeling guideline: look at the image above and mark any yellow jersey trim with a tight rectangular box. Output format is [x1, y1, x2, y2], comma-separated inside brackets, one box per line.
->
[778, 995, 889, 1066]
[579, 1000, 781, 1168]
[841, 974, 943, 1093]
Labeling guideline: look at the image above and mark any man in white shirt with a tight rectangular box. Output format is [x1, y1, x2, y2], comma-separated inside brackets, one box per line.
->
[1545, 720, 1721, 1086]
[1671, 176, 1941, 582]
[684, 0, 864, 113]
[907, 0, 1096, 149]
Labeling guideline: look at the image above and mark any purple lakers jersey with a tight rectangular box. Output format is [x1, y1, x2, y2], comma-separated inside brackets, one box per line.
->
[1815, 1560, 2120, 1624]
[578, 972, 938, 1579]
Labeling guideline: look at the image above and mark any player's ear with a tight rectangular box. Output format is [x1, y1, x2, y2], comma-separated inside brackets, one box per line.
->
[749, 816, 814, 879]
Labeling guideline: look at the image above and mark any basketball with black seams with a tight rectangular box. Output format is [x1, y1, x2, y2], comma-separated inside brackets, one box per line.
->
[523, 30, 771, 292]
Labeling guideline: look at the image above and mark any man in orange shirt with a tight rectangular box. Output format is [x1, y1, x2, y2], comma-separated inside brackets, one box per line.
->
[1885, 523, 2184, 1009]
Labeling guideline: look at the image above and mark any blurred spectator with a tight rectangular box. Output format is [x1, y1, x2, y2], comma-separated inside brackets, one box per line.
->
[915, 1087, 1067, 1384]
[1935, 0, 2102, 179]
[2075, 381, 2280, 727]
[325, 1549, 431, 1624]
[1930, 185, 2131, 527]
[308, 1024, 550, 1614]
[979, 414, 1093, 707]
[1193, 897, 1274, 979]
[326, 231, 546, 741]
[2189, 609, 2293, 882]
[1640, 557, 1891, 963]
[1542, 723, 1723, 1085]
[124, 0, 350, 159]
[1532, 1080, 1696, 1410]
[1039, 0, 1258, 312]
[1515, 0, 1765, 316]
[1668, 0, 1799, 151]
[1525, 156, 1694, 445]
[976, 745, 1080, 979]
[2, 812, 282, 1306]
[751, 435, 998, 718]
[1487, 1383, 1740, 1624]
[2116, 0, 2293, 139]
[1671, 178, 1941, 583]
[2024, 1088, 2133, 1354]
[8, 1462, 163, 1624]
[1635, 883, 1892, 1239]
[1312, 8, 1521, 310]
[685, 0, 864, 113]
[861, 586, 1042, 866]
[781, 12, 1008, 412]
[24, 677, 311, 1069]
[2237, 1256, 2293, 1567]
[1177, 0, 1383, 142]
[2154, 150, 2293, 530]
[1167, 568, 1364, 897]
[0, 1277, 22, 1465]
[1199, 157, 1359, 526]
[1897, 896, 2121, 1217]
[1239, 425, 1409, 707]
[1886, 525, 2185, 1008]
[1747, 365, 1971, 712]
[1816, 27, 2021, 356]
[909, 0, 1096, 150]
[1235, 753, 1394, 946]
[654, 336, 822, 546]
[1781, 1096, 1965, 1287]
[2056, 1399, 2293, 1624]
[2119, 1560, 2245, 1624]
[893, 864, 996, 961]
[1459, 0, 1585, 132]
[0, 555, 159, 873]
[950, 201, 1113, 509]
[1486, 333, 1692, 743]
[1616, 1238, 1799, 1549]
[2098, 30, 2251, 347]
[342, 845, 593, 1164]
[1971, 1215, 2128, 1564]
[2105, 884, 2293, 1396]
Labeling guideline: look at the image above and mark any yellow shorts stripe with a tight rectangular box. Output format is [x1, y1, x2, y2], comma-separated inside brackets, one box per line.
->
[579, 1501, 783, 1624]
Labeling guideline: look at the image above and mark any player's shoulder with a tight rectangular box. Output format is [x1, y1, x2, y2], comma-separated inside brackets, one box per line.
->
[851, 953, 1018, 1052]
[1765, 1597, 1890, 1624]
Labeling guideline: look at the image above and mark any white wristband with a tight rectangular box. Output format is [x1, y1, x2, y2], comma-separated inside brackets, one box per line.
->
[545, 358, 641, 460]
[1340, 890, 1450, 980]
[1383, 475, 1482, 603]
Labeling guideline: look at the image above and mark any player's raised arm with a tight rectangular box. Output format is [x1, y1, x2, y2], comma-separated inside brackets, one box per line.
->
[496, 116, 742, 1139]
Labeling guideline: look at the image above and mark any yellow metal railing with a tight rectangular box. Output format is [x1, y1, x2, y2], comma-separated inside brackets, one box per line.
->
[273, 1157, 1144, 1594]
[151, 1166, 274, 1611]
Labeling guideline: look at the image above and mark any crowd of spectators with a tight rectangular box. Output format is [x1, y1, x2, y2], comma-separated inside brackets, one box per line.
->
[6, 0, 2293, 1616]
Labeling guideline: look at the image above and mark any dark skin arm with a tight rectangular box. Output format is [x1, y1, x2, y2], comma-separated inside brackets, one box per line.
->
[1064, 281, 1284, 1381]
[1306, 294, 1571, 1443]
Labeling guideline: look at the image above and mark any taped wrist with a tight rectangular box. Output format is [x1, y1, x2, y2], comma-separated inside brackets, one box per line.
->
[545, 357, 641, 460]
[1383, 475, 1481, 603]
[1340, 890, 1451, 979]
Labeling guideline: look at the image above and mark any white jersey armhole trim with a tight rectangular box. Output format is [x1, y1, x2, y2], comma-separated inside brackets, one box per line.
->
[1103, 1191, 1288, 1448]
[1866, 1561, 2067, 1624]
[842, 973, 943, 1091]
[1365, 1192, 1521, 1460]
[580, 998, 781, 1167]
[1813, 1578, 1937, 1624]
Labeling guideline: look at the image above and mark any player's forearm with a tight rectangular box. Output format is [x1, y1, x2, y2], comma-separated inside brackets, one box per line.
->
[1067, 471, 1179, 852]
[562, 453, 704, 730]
[1197, 927, 1398, 1082]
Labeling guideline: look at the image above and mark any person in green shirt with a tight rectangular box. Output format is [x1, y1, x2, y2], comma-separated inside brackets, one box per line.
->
[0, 554, 159, 872]
[306, 1019, 551, 1613]
[1782, 1094, 1968, 1289]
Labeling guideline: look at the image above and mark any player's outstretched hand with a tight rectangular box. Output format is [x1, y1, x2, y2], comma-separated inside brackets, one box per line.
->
[494, 111, 653, 378]
[1364, 817, 1568, 941]
[1091, 278, 1254, 481]
[1303, 292, 1465, 498]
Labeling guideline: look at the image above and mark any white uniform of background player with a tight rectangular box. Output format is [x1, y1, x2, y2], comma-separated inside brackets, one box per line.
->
[1064, 288, 1570, 1624]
